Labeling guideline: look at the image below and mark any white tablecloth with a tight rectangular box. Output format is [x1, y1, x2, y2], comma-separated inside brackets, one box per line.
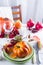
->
[0, 32, 43, 65]
[0, 24, 43, 65]
[0, 7, 14, 22]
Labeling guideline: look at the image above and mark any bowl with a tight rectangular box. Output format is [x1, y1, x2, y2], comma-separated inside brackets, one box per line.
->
[3, 43, 34, 62]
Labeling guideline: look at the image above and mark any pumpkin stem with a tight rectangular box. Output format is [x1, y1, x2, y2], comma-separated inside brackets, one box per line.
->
[16, 45, 20, 48]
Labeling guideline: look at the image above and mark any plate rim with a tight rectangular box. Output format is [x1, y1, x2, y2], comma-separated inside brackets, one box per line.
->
[3, 43, 34, 62]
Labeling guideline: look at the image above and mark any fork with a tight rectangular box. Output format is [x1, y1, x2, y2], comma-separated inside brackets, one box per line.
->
[32, 44, 41, 64]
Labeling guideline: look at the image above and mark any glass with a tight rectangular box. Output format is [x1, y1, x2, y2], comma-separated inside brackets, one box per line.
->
[3, 23, 13, 34]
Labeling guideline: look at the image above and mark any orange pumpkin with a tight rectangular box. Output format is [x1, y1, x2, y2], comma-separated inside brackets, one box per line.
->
[4, 41, 32, 58]
[14, 20, 22, 29]
[10, 53, 17, 58]
[13, 41, 31, 58]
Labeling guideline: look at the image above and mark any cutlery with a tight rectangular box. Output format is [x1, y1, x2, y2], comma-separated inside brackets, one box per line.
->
[32, 44, 41, 64]
[32, 49, 37, 64]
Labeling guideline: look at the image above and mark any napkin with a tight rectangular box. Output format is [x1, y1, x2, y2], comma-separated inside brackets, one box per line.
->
[0, 44, 4, 60]
[31, 29, 43, 45]
[0, 38, 11, 60]
[39, 48, 43, 63]
[30, 29, 43, 64]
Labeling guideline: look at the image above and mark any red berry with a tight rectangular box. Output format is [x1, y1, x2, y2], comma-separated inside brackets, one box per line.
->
[35, 22, 43, 30]
[7, 44, 13, 47]
[13, 27, 19, 35]
[9, 32, 15, 38]
[9, 27, 19, 38]
[27, 19, 34, 28]
[10, 39, 17, 45]
[15, 29, 19, 35]
[32, 28, 38, 33]
[0, 32, 5, 38]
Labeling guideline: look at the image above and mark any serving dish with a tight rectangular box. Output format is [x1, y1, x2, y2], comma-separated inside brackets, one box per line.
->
[3, 42, 34, 62]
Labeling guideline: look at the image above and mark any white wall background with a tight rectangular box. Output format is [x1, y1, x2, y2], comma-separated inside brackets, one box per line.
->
[35, 0, 43, 22]
[0, 0, 43, 23]
[9, 0, 43, 23]
[9, 0, 17, 6]
[16, 0, 28, 23]
[27, 0, 36, 22]
[0, 7, 13, 20]
[9, 0, 36, 23]
[0, 0, 9, 6]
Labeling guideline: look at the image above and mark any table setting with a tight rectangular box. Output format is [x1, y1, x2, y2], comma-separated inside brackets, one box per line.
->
[0, 17, 43, 65]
